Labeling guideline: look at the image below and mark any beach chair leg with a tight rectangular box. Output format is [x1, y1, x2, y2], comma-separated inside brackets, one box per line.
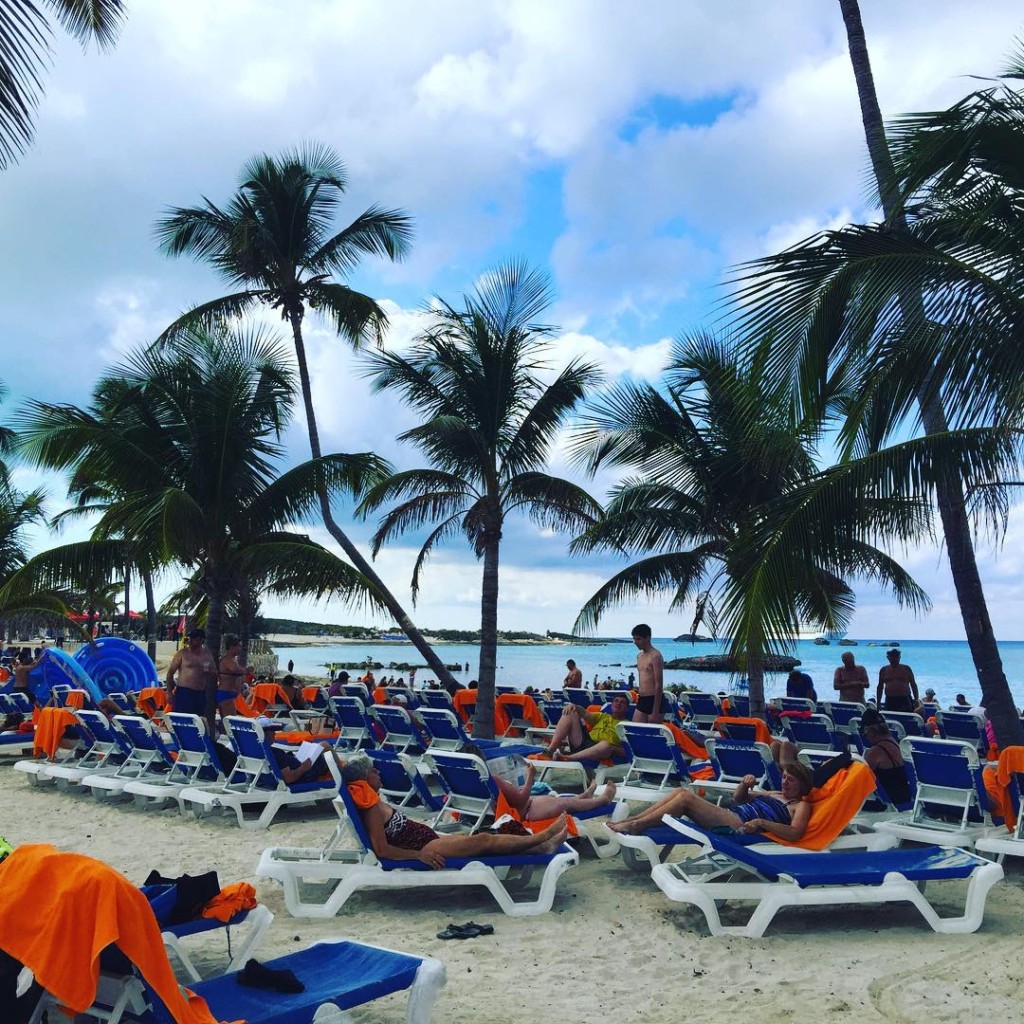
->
[224, 904, 275, 973]
[406, 956, 447, 1024]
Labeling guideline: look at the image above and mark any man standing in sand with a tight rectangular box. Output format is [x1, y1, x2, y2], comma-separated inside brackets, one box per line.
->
[563, 659, 583, 689]
[631, 623, 665, 723]
[877, 649, 918, 712]
[165, 627, 218, 727]
[833, 651, 869, 704]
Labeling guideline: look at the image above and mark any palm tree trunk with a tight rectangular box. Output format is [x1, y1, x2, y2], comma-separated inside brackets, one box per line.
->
[746, 647, 766, 720]
[122, 564, 131, 638]
[839, 0, 1023, 746]
[143, 568, 157, 662]
[205, 591, 226, 734]
[285, 307, 459, 693]
[473, 532, 500, 740]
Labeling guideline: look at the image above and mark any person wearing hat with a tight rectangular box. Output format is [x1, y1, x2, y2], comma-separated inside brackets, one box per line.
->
[165, 628, 218, 723]
[876, 648, 919, 713]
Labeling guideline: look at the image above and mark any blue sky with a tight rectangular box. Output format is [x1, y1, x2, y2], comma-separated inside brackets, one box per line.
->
[3, 0, 1024, 640]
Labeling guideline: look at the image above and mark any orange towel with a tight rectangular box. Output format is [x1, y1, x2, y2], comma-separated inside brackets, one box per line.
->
[984, 745, 1024, 831]
[234, 694, 257, 717]
[249, 682, 291, 715]
[452, 690, 510, 735]
[302, 686, 324, 704]
[664, 722, 708, 760]
[494, 791, 580, 837]
[347, 779, 379, 808]
[712, 716, 773, 745]
[201, 881, 257, 923]
[65, 690, 86, 709]
[32, 707, 77, 760]
[372, 686, 389, 705]
[496, 693, 546, 730]
[137, 687, 168, 718]
[275, 729, 340, 744]
[0, 844, 226, 1023]
[764, 761, 877, 850]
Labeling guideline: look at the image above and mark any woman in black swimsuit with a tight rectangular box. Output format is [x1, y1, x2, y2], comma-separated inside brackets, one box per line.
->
[216, 635, 247, 724]
[341, 758, 570, 869]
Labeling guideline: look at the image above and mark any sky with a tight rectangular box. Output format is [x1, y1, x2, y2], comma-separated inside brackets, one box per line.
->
[3, 0, 1024, 641]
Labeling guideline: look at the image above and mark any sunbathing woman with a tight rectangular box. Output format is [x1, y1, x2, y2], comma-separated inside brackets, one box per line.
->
[491, 760, 618, 820]
[608, 761, 814, 841]
[341, 758, 569, 870]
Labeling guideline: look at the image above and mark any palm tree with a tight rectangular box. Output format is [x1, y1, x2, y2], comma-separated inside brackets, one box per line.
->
[569, 332, 1018, 715]
[11, 324, 390, 722]
[153, 144, 459, 691]
[0, 0, 125, 169]
[359, 261, 603, 737]
[726, 7, 1024, 744]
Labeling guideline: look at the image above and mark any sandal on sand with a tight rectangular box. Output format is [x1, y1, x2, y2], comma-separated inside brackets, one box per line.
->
[462, 921, 494, 935]
[436, 921, 495, 940]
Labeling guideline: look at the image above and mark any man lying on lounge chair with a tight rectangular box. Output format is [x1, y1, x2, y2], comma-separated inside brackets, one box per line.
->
[341, 758, 569, 869]
[541, 695, 629, 762]
[608, 761, 814, 841]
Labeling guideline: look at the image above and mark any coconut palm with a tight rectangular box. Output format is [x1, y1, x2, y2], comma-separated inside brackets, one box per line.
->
[10, 324, 390, 722]
[0, 0, 125, 169]
[569, 332, 1018, 715]
[359, 261, 603, 737]
[153, 145, 458, 690]
[726, 8, 1024, 743]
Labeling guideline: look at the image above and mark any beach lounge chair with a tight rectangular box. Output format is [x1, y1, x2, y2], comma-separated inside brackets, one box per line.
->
[782, 713, 843, 751]
[5, 844, 445, 1024]
[616, 722, 706, 799]
[496, 692, 546, 737]
[419, 688, 455, 711]
[140, 880, 274, 983]
[423, 749, 501, 831]
[81, 715, 178, 801]
[176, 716, 340, 829]
[365, 748, 443, 810]
[369, 704, 428, 755]
[677, 692, 721, 729]
[614, 760, 894, 872]
[22, 709, 131, 788]
[873, 737, 1001, 848]
[327, 694, 375, 749]
[700, 738, 780, 802]
[121, 712, 228, 809]
[819, 700, 866, 734]
[723, 694, 750, 717]
[648, 817, 1003, 936]
[882, 710, 928, 738]
[975, 749, 1024, 862]
[417, 707, 539, 760]
[563, 687, 593, 708]
[774, 697, 817, 715]
[256, 784, 579, 918]
[935, 710, 985, 747]
[340, 681, 371, 705]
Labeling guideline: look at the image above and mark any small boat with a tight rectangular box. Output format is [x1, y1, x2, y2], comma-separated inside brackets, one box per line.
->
[838, 639, 858, 646]
[813, 637, 830, 645]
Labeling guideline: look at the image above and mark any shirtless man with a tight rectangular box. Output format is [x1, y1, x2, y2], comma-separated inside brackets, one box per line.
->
[216, 634, 246, 724]
[563, 659, 583, 688]
[833, 651, 869, 703]
[165, 628, 218, 727]
[12, 648, 41, 699]
[631, 623, 665, 723]
[877, 648, 918, 712]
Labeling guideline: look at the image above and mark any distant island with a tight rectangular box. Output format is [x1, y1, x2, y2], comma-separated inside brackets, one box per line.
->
[673, 633, 715, 643]
[259, 617, 623, 646]
[665, 653, 800, 672]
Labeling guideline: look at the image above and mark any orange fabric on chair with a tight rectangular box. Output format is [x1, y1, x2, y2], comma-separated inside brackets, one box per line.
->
[372, 686, 389, 705]
[64, 690, 86, 709]
[249, 683, 290, 714]
[713, 715, 773, 746]
[497, 693, 546, 730]
[664, 721, 709, 760]
[452, 689, 476, 725]
[983, 745, 1024, 832]
[495, 790, 579, 837]
[136, 687, 168, 718]
[233, 694, 257, 717]
[302, 686, 323, 705]
[763, 760, 876, 851]
[201, 881, 257, 923]
[275, 729, 340, 744]
[32, 707, 77, 760]
[347, 780, 380, 808]
[0, 845, 227, 1023]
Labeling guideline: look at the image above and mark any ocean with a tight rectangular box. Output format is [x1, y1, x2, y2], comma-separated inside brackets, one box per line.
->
[271, 636, 1024, 708]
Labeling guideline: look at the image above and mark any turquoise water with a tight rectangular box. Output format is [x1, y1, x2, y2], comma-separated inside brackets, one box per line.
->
[272, 637, 1024, 708]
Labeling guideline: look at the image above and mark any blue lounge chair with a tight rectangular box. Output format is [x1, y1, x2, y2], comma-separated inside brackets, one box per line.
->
[369, 704, 428, 755]
[700, 738, 780, 802]
[616, 722, 708, 799]
[819, 700, 865, 734]
[257, 783, 578, 917]
[122, 712, 228, 809]
[365, 748, 443, 810]
[419, 689, 455, 711]
[177, 716, 340, 829]
[873, 737, 1000, 848]
[727, 694, 750, 717]
[327, 695, 375, 749]
[677, 692, 721, 729]
[774, 697, 816, 715]
[417, 707, 539, 759]
[340, 681, 371, 706]
[43, 939, 446, 1024]
[22, 709, 131, 788]
[882, 710, 928, 738]
[424, 749, 501, 830]
[650, 817, 1003, 936]
[935, 710, 985, 747]
[563, 687, 593, 708]
[782, 713, 842, 751]
[82, 714, 178, 800]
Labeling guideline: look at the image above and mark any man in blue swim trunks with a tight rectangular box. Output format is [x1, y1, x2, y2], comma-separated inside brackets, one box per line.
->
[165, 628, 218, 729]
[609, 760, 814, 841]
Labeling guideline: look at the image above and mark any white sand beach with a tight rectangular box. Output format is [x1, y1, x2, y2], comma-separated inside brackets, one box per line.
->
[2, 767, 1021, 1023]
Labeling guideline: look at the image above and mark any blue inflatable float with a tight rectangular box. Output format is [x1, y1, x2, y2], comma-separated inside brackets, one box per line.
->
[73, 636, 158, 696]
[26, 649, 105, 705]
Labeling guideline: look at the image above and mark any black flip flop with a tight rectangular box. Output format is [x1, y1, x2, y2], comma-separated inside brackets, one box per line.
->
[461, 920, 495, 935]
[436, 923, 475, 940]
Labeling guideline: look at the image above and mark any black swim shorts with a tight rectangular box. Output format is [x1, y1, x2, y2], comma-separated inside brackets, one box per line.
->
[636, 693, 669, 715]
